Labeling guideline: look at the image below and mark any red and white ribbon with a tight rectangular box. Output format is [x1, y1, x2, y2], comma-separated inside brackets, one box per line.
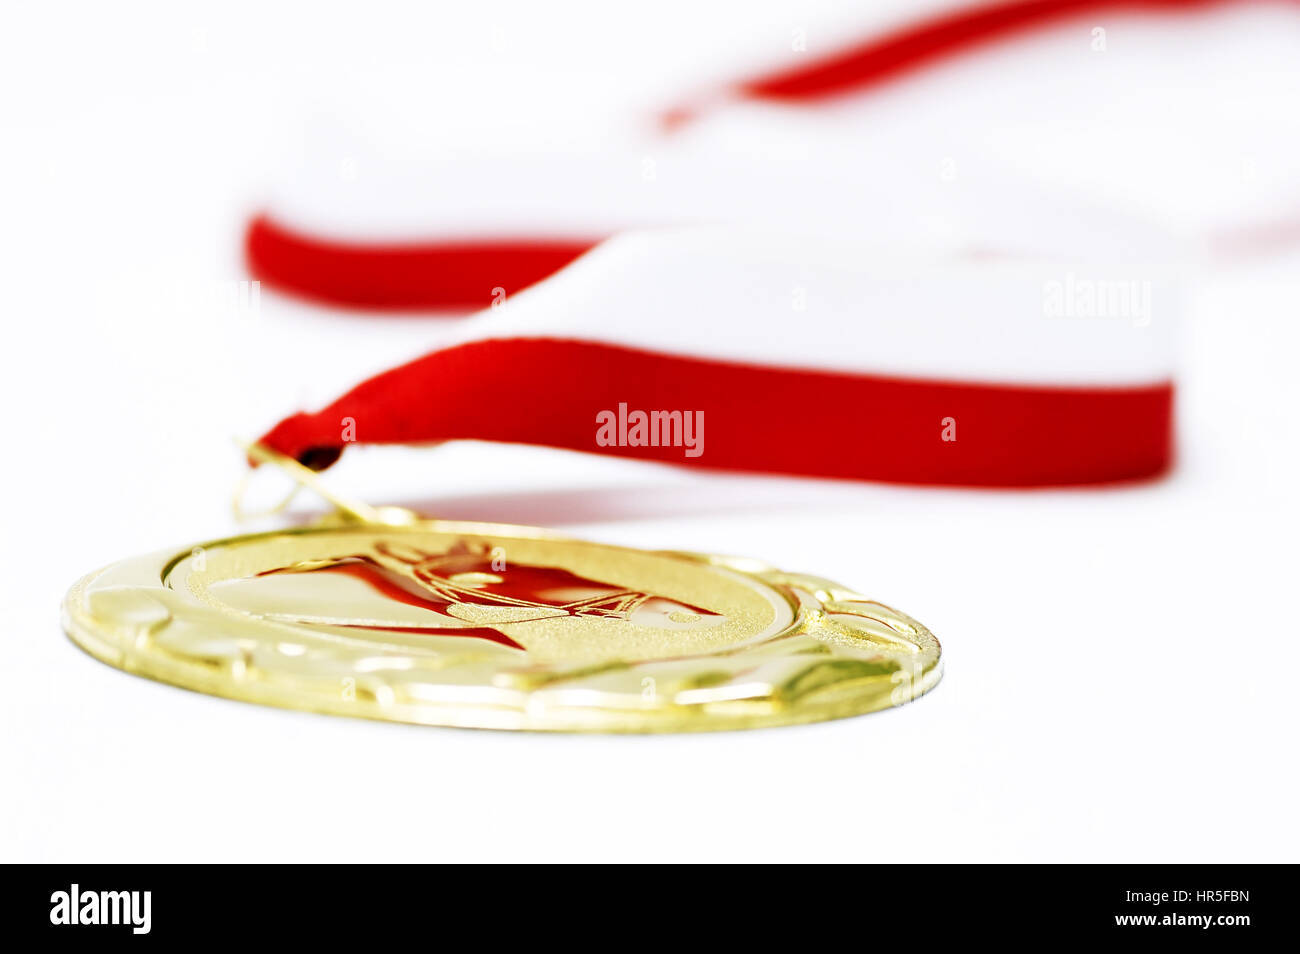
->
[245, 0, 1300, 311]
[258, 230, 1176, 487]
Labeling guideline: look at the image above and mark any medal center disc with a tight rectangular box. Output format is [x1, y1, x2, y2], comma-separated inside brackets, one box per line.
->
[181, 526, 792, 665]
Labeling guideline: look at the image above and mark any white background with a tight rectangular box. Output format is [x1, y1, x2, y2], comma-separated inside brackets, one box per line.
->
[2, 0, 1297, 862]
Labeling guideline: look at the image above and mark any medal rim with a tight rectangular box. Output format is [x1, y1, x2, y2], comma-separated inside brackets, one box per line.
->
[63, 518, 941, 733]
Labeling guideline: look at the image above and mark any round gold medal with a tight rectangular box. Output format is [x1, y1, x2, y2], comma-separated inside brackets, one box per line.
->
[63, 517, 940, 732]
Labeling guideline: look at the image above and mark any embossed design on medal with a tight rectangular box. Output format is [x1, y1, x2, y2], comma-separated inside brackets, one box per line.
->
[63, 520, 941, 732]
[229, 538, 726, 651]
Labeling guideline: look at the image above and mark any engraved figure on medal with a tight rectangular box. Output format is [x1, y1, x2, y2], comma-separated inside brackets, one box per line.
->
[209, 538, 727, 652]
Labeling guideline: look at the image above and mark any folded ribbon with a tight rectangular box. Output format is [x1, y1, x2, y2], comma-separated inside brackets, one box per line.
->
[259, 231, 1176, 487]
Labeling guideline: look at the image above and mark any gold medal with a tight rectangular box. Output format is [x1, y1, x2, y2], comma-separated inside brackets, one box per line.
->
[63, 446, 941, 732]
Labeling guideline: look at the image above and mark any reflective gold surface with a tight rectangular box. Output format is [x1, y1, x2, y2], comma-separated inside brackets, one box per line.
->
[63, 520, 941, 732]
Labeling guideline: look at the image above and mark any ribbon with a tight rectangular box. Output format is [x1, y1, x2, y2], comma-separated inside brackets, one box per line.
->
[246, 0, 1292, 312]
[702, 0, 1249, 107]
[260, 337, 1172, 487]
[258, 232, 1176, 487]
